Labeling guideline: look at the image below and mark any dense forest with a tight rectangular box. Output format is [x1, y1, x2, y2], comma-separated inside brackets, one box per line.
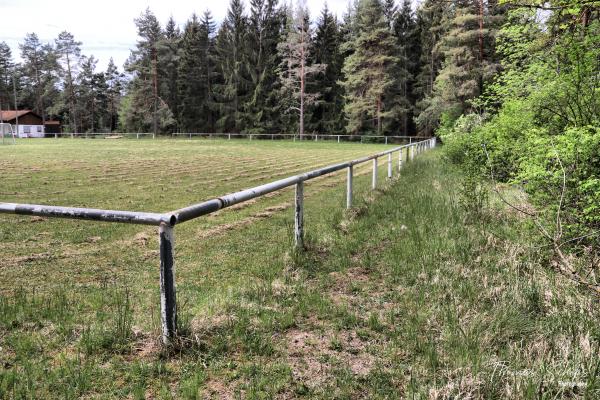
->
[0, 0, 509, 136]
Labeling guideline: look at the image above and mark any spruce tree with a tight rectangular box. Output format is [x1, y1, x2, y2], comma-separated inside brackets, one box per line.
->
[413, 0, 446, 134]
[199, 11, 218, 132]
[341, 0, 399, 135]
[125, 8, 174, 133]
[177, 14, 209, 132]
[245, 0, 283, 134]
[105, 58, 124, 132]
[214, 0, 252, 132]
[55, 31, 82, 132]
[418, 0, 505, 129]
[309, 5, 345, 134]
[163, 16, 181, 127]
[392, 0, 420, 135]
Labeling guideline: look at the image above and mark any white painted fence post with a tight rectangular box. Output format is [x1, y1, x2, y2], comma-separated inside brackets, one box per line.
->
[387, 153, 393, 179]
[159, 222, 177, 345]
[372, 158, 378, 190]
[347, 165, 353, 209]
[294, 182, 304, 249]
[398, 148, 403, 171]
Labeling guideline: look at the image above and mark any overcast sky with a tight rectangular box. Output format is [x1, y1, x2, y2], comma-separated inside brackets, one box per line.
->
[0, 0, 419, 71]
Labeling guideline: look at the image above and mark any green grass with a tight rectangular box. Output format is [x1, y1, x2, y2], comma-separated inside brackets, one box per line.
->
[1, 139, 598, 398]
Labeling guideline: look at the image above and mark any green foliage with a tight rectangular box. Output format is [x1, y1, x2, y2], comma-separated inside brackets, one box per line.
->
[341, 0, 400, 135]
[443, 9, 600, 248]
[418, 0, 506, 133]
[518, 127, 600, 238]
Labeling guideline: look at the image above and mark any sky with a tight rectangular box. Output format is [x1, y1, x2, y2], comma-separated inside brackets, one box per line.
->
[0, 0, 407, 72]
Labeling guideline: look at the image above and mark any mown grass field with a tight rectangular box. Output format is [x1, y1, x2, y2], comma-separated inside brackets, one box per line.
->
[1, 139, 598, 399]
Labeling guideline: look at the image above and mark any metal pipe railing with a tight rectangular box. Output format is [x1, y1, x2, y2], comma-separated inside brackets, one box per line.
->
[0, 137, 437, 344]
[0, 202, 172, 226]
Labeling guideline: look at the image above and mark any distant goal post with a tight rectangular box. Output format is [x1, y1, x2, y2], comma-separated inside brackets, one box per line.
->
[0, 123, 16, 144]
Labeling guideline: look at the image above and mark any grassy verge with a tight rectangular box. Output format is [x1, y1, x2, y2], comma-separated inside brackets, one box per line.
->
[1, 146, 598, 398]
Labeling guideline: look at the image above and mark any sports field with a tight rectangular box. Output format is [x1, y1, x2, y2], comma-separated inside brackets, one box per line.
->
[2, 141, 597, 398]
[1, 138, 400, 292]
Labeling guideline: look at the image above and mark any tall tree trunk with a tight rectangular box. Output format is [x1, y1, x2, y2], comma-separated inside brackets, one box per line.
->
[377, 96, 382, 135]
[152, 47, 158, 136]
[300, 39, 305, 139]
[32, 48, 46, 125]
[66, 52, 77, 132]
[91, 90, 95, 133]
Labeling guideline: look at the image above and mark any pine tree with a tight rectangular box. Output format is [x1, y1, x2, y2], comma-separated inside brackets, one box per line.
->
[124, 8, 173, 134]
[105, 58, 124, 132]
[341, 0, 400, 135]
[418, 0, 505, 129]
[55, 31, 82, 132]
[19, 33, 58, 123]
[214, 0, 252, 132]
[77, 55, 109, 132]
[308, 4, 345, 134]
[0, 42, 14, 112]
[277, 1, 325, 138]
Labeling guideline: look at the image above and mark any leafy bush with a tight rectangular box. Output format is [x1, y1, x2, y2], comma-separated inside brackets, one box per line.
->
[440, 13, 600, 249]
[518, 126, 600, 240]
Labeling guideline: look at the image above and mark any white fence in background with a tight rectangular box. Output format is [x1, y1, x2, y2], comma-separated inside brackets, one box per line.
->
[172, 132, 430, 144]
[42, 132, 430, 144]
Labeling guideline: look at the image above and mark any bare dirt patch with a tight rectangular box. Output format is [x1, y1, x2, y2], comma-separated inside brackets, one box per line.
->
[283, 328, 376, 388]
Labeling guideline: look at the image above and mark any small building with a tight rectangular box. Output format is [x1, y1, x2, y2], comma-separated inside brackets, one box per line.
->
[0, 110, 45, 138]
[44, 120, 62, 134]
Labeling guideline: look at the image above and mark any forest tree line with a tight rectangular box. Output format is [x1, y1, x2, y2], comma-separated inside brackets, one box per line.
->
[0, 0, 508, 136]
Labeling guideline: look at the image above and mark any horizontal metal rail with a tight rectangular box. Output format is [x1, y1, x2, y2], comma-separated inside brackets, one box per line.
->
[0, 137, 437, 345]
[170, 143, 419, 224]
[0, 202, 173, 226]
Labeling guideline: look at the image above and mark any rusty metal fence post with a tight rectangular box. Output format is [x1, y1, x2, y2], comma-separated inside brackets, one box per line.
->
[159, 222, 177, 345]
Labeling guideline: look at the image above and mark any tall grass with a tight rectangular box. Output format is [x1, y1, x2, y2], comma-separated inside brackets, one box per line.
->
[1, 147, 598, 398]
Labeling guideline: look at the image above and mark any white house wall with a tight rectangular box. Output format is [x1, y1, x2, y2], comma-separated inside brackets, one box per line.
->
[15, 124, 45, 138]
